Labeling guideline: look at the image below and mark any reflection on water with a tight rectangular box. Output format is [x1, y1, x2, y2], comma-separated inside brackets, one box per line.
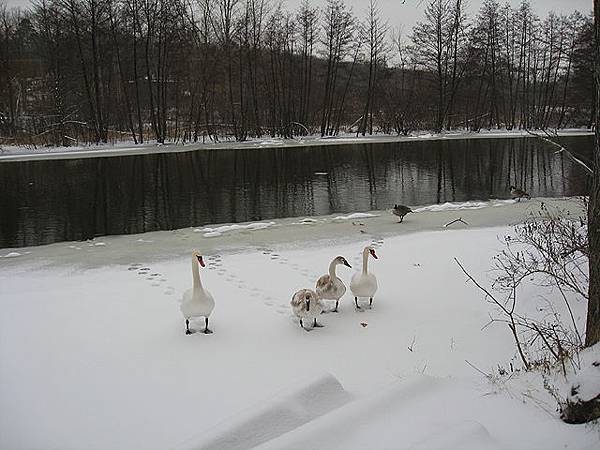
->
[0, 136, 592, 248]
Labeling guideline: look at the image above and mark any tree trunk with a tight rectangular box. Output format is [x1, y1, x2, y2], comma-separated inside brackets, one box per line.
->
[586, 0, 600, 348]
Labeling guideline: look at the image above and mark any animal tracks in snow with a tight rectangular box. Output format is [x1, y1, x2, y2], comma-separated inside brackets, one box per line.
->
[126, 262, 173, 294]
[204, 249, 294, 317]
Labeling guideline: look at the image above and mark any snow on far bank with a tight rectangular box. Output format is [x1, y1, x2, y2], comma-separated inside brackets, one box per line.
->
[414, 199, 517, 212]
[2, 251, 21, 258]
[332, 212, 379, 221]
[290, 217, 321, 225]
[194, 221, 276, 238]
[0, 208, 596, 449]
[0, 128, 592, 162]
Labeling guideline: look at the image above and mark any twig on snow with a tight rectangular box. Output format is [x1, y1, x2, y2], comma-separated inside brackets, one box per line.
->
[444, 217, 469, 227]
[465, 359, 492, 378]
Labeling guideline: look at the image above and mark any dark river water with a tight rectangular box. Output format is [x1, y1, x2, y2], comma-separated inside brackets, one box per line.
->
[0, 136, 593, 248]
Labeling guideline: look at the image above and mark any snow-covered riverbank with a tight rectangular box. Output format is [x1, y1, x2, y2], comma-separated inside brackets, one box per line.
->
[0, 198, 596, 449]
[0, 128, 592, 162]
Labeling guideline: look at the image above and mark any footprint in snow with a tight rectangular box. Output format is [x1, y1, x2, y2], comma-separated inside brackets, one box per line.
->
[164, 286, 176, 296]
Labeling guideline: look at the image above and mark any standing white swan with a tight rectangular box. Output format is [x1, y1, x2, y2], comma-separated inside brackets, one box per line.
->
[350, 246, 378, 309]
[180, 251, 215, 335]
[290, 289, 324, 330]
[315, 256, 352, 312]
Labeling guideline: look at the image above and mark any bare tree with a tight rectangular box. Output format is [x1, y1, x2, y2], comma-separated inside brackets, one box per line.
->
[412, 0, 468, 132]
[319, 0, 355, 136]
[296, 0, 318, 131]
[358, 0, 387, 136]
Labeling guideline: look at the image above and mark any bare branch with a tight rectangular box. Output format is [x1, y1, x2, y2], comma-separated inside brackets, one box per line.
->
[525, 129, 593, 176]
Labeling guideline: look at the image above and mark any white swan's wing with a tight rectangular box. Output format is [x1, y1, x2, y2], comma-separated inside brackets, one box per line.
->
[180, 288, 192, 305]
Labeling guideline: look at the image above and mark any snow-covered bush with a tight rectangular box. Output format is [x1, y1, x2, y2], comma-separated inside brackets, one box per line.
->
[458, 200, 599, 423]
[490, 201, 588, 371]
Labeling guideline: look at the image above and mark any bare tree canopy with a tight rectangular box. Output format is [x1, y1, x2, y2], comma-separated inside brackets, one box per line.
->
[0, 0, 594, 145]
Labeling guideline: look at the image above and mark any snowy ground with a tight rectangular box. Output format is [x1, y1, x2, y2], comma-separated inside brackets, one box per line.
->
[0, 198, 598, 449]
[0, 128, 593, 162]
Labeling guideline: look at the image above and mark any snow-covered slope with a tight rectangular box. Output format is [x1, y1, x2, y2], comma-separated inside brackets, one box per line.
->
[0, 199, 595, 449]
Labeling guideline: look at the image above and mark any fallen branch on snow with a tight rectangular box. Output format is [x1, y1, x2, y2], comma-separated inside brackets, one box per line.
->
[444, 217, 469, 227]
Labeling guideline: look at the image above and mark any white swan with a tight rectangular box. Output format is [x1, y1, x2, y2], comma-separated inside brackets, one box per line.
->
[180, 251, 215, 334]
[350, 246, 378, 309]
[290, 289, 324, 330]
[315, 256, 352, 312]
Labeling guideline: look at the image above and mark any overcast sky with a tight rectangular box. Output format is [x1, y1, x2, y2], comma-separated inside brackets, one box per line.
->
[3, 0, 592, 31]
[286, 0, 592, 31]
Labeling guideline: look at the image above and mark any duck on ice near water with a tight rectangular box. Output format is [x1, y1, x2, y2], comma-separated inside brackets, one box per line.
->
[315, 256, 352, 312]
[180, 251, 215, 335]
[290, 289, 324, 331]
[509, 186, 531, 201]
[392, 204, 413, 222]
[350, 246, 378, 309]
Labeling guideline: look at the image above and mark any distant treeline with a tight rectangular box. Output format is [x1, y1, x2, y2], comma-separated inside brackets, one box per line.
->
[0, 0, 594, 146]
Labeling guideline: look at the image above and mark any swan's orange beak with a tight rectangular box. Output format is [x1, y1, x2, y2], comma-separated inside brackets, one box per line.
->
[197, 255, 205, 267]
[370, 249, 378, 259]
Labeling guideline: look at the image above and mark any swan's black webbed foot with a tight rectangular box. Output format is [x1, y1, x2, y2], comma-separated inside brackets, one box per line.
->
[354, 297, 362, 310]
[313, 318, 324, 327]
[203, 329, 213, 334]
[186, 329, 193, 335]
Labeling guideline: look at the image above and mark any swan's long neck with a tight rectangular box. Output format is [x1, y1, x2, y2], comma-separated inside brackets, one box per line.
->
[362, 249, 370, 275]
[192, 258, 203, 290]
[328, 260, 338, 280]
